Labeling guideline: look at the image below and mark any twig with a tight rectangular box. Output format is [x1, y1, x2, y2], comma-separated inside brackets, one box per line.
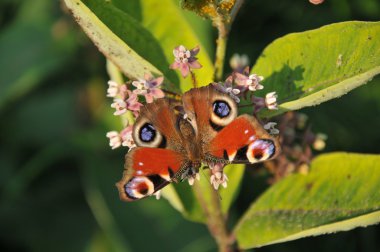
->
[213, 0, 246, 82]
[193, 178, 235, 252]
[213, 16, 228, 82]
[190, 70, 198, 88]
[230, 0, 245, 24]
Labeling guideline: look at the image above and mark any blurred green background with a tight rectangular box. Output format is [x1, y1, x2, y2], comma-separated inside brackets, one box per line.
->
[0, 0, 379, 251]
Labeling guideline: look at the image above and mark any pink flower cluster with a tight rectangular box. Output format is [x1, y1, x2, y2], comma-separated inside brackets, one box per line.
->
[212, 56, 279, 113]
[106, 74, 165, 150]
[170, 45, 202, 78]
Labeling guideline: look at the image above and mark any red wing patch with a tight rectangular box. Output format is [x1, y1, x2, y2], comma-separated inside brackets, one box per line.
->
[207, 115, 280, 163]
[116, 147, 184, 201]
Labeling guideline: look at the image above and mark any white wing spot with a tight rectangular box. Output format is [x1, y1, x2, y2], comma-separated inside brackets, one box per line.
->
[136, 170, 143, 175]
[249, 135, 256, 142]
[138, 162, 144, 166]
[244, 129, 249, 134]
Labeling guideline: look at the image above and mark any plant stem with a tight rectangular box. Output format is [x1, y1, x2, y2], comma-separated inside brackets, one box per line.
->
[213, 0, 245, 82]
[190, 70, 198, 88]
[193, 176, 235, 252]
[213, 15, 228, 82]
[230, 0, 245, 24]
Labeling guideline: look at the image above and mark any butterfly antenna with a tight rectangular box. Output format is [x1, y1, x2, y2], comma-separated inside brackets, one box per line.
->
[162, 88, 182, 101]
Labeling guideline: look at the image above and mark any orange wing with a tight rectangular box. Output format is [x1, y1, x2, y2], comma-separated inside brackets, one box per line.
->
[116, 147, 186, 201]
[206, 115, 281, 163]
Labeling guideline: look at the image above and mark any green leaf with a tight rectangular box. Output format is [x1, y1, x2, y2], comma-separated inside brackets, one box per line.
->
[64, 0, 214, 92]
[253, 21, 380, 117]
[162, 164, 245, 223]
[64, 0, 165, 84]
[234, 152, 380, 249]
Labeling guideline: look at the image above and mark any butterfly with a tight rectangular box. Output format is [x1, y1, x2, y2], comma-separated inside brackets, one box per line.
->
[116, 84, 280, 201]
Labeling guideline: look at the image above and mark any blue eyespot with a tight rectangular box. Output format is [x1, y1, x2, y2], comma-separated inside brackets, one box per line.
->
[139, 123, 156, 142]
[213, 100, 230, 118]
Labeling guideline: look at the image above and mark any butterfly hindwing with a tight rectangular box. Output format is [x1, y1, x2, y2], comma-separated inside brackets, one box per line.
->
[116, 147, 186, 201]
[206, 115, 280, 163]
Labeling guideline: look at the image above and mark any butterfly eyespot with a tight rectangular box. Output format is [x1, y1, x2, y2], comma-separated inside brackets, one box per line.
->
[139, 123, 156, 142]
[133, 120, 165, 147]
[247, 139, 276, 163]
[213, 100, 231, 118]
[124, 176, 155, 200]
[210, 98, 237, 127]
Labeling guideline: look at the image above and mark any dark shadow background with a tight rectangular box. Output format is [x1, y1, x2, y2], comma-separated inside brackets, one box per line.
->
[0, 0, 379, 251]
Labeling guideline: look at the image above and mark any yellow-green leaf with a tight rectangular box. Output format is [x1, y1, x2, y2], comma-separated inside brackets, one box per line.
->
[138, 0, 214, 91]
[234, 152, 380, 249]
[253, 21, 380, 117]
[64, 0, 214, 92]
[64, 0, 165, 83]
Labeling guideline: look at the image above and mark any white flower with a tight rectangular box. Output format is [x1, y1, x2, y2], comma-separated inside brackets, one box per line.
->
[313, 133, 328, 150]
[106, 80, 119, 97]
[188, 173, 200, 186]
[210, 172, 228, 190]
[235, 72, 264, 92]
[153, 190, 161, 200]
[247, 74, 264, 91]
[132, 79, 146, 92]
[265, 92, 278, 110]
[264, 122, 280, 135]
[106, 131, 122, 149]
[120, 125, 135, 149]
[209, 163, 228, 190]
[230, 53, 250, 71]
[111, 98, 127, 116]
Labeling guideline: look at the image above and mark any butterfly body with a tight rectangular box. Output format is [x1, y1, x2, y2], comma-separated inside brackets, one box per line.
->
[116, 84, 280, 201]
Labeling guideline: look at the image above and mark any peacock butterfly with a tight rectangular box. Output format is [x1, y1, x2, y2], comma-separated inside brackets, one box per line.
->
[116, 84, 280, 201]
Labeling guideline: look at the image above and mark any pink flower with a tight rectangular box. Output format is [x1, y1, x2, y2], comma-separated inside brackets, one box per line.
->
[111, 92, 143, 116]
[309, 0, 324, 5]
[125, 92, 143, 112]
[132, 74, 165, 103]
[170, 45, 202, 78]
[111, 99, 127, 116]
[213, 76, 241, 103]
[106, 131, 122, 149]
[106, 126, 136, 150]
[234, 72, 264, 92]
[120, 125, 136, 149]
